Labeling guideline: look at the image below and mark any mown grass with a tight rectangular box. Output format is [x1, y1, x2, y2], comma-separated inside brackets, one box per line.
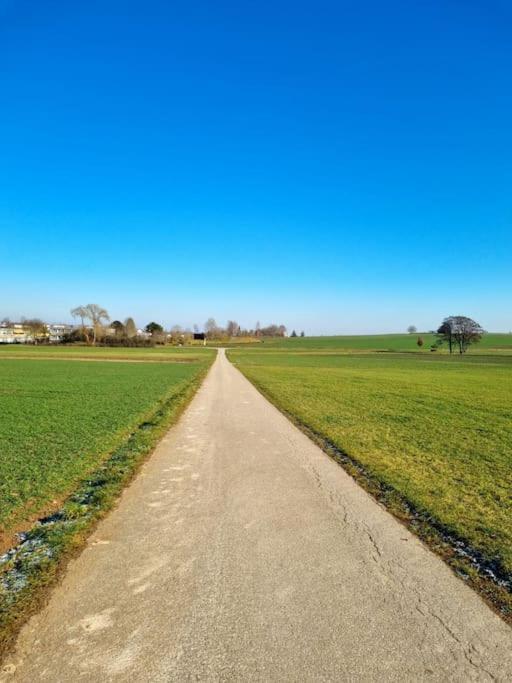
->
[229, 348, 512, 614]
[0, 351, 214, 659]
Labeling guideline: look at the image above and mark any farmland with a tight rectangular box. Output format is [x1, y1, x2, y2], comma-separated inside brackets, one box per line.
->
[0, 349, 214, 548]
[222, 332, 512, 353]
[228, 346, 512, 592]
[0, 343, 208, 362]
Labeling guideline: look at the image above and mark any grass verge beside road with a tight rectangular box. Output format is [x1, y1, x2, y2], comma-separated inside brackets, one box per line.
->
[0, 350, 214, 660]
[229, 348, 512, 620]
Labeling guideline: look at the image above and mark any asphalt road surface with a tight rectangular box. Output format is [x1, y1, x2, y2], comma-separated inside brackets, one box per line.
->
[2, 350, 511, 681]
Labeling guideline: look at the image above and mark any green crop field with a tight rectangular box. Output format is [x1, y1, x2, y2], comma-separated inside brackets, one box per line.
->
[228, 347, 512, 588]
[0, 350, 213, 545]
[0, 344, 208, 362]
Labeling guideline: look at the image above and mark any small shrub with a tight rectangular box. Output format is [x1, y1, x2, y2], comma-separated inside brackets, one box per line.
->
[61, 330, 87, 344]
[99, 336, 155, 348]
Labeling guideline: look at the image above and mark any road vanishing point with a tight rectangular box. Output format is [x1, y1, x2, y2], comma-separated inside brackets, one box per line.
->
[2, 350, 512, 681]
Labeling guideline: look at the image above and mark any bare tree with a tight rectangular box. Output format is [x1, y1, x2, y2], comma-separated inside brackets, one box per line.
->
[204, 317, 216, 332]
[182, 327, 193, 343]
[258, 323, 288, 337]
[437, 316, 483, 354]
[85, 304, 109, 345]
[205, 318, 223, 339]
[226, 320, 239, 337]
[71, 304, 109, 345]
[22, 318, 48, 343]
[451, 316, 484, 354]
[168, 325, 183, 345]
[71, 305, 90, 344]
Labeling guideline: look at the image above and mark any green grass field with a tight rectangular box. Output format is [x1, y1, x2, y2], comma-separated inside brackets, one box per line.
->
[0, 349, 213, 543]
[222, 332, 512, 353]
[229, 347, 512, 583]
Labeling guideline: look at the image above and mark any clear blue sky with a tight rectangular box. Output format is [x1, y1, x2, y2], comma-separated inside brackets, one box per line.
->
[2, 1, 511, 333]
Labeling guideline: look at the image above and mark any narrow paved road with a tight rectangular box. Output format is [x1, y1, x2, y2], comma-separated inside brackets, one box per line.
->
[3, 350, 511, 681]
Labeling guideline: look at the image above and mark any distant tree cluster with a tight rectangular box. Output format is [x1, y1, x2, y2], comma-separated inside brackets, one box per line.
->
[2, 305, 298, 347]
[200, 318, 288, 340]
[204, 318, 224, 340]
[435, 316, 484, 354]
[68, 305, 193, 347]
[67, 308, 295, 346]
[71, 304, 109, 345]
[406, 318, 484, 354]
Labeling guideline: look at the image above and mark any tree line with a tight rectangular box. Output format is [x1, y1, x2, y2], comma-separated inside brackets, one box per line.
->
[1, 309, 296, 346]
[202, 318, 292, 340]
[66, 307, 293, 346]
